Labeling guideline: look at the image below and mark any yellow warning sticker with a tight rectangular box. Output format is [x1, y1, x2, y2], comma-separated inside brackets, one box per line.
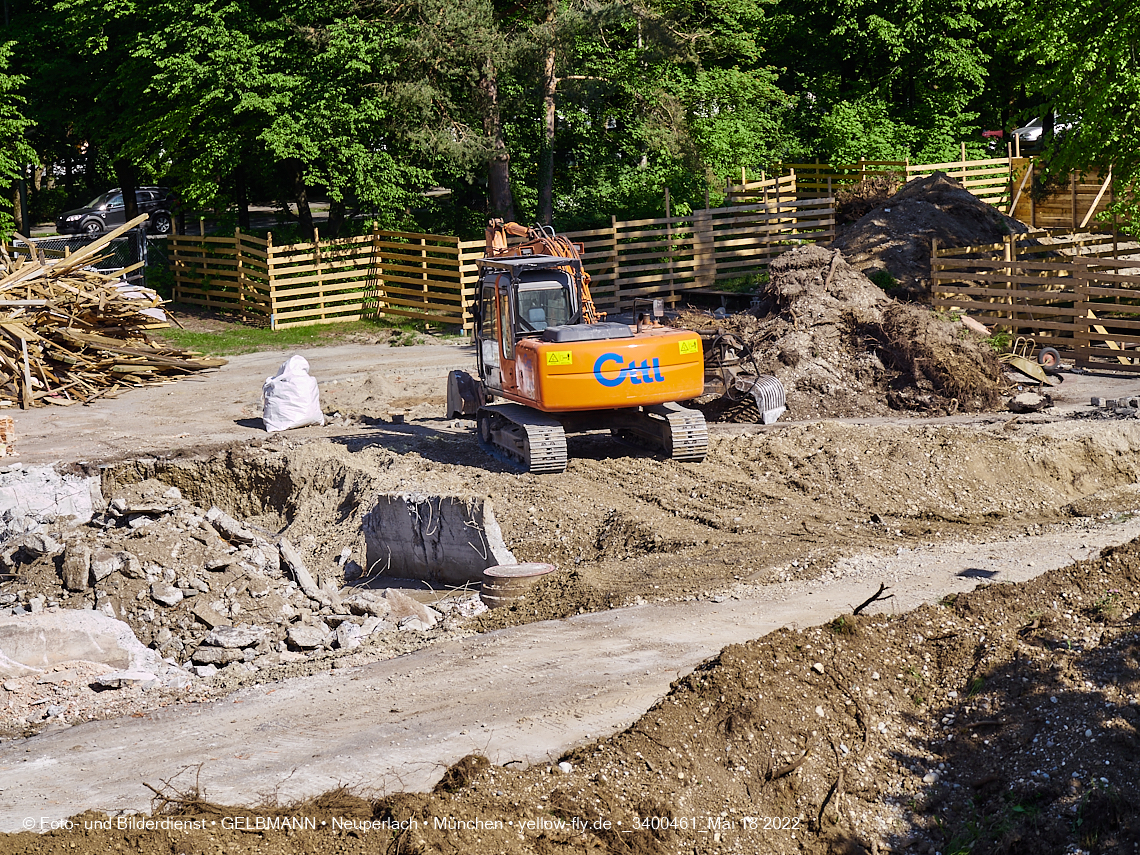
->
[679, 339, 699, 356]
[546, 351, 573, 366]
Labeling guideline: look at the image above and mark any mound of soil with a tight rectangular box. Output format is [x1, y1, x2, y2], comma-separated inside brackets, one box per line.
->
[830, 172, 1031, 297]
[687, 244, 1007, 419]
[15, 537, 1140, 855]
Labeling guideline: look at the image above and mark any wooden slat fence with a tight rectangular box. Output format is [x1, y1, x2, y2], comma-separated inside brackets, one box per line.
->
[170, 231, 272, 321]
[457, 198, 835, 313]
[170, 198, 835, 330]
[740, 153, 1025, 212]
[931, 233, 1140, 370]
[724, 170, 798, 205]
[1009, 167, 1117, 231]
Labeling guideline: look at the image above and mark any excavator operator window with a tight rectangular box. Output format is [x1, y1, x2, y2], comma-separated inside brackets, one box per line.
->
[516, 279, 571, 334]
[499, 287, 514, 360]
[480, 283, 500, 370]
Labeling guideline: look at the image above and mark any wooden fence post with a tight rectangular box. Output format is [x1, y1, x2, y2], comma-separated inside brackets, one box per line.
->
[420, 237, 429, 317]
[267, 232, 277, 330]
[960, 142, 967, 182]
[1071, 174, 1078, 231]
[610, 215, 620, 311]
[1111, 177, 1119, 259]
[235, 227, 246, 316]
[366, 225, 382, 321]
[1029, 161, 1036, 228]
[313, 226, 325, 321]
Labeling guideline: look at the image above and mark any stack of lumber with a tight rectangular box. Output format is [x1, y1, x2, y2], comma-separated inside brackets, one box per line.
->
[0, 214, 226, 409]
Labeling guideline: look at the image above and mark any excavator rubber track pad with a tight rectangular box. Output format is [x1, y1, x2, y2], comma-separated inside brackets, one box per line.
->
[480, 403, 568, 474]
[654, 403, 708, 462]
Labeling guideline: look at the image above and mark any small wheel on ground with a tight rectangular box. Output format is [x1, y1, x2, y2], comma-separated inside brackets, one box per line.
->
[478, 411, 493, 445]
[1037, 347, 1061, 368]
[82, 220, 103, 236]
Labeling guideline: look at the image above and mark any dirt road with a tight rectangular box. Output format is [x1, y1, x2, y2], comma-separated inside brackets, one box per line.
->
[8, 342, 474, 466]
[3, 514, 1139, 831]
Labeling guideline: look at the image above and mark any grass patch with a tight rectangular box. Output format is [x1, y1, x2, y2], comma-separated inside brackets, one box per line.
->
[152, 316, 461, 356]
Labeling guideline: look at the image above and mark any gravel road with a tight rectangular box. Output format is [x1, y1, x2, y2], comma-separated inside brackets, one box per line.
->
[2, 515, 1138, 831]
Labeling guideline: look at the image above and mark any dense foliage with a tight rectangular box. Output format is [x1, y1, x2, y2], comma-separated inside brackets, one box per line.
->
[0, 0, 1132, 237]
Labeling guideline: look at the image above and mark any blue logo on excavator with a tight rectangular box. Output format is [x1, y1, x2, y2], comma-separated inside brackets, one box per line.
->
[593, 353, 666, 388]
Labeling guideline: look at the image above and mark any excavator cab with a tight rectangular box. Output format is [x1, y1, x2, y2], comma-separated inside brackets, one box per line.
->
[475, 257, 579, 397]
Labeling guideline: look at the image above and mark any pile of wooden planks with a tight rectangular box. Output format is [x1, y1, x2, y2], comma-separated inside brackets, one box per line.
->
[0, 214, 226, 409]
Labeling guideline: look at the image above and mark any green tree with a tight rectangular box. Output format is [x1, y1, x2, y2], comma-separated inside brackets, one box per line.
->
[0, 41, 35, 236]
[1018, 0, 1140, 186]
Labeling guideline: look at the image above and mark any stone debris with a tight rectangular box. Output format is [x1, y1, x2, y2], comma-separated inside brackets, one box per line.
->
[0, 471, 491, 741]
[279, 537, 333, 608]
[1008, 392, 1052, 413]
[204, 625, 263, 649]
[383, 588, 442, 628]
[92, 670, 159, 690]
[287, 623, 330, 650]
[60, 542, 91, 591]
[150, 582, 183, 607]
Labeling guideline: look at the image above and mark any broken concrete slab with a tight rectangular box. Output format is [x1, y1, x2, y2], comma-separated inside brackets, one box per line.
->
[382, 589, 441, 628]
[60, 542, 91, 591]
[90, 547, 121, 582]
[287, 624, 329, 650]
[363, 494, 515, 587]
[191, 646, 245, 666]
[279, 538, 332, 607]
[206, 507, 257, 545]
[203, 625, 262, 649]
[0, 610, 162, 678]
[190, 601, 227, 629]
[92, 670, 159, 690]
[0, 464, 103, 530]
[150, 582, 184, 607]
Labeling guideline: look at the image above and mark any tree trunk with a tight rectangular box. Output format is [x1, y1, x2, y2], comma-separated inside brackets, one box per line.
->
[234, 166, 251, 231]
[291, 163, 314, 240]
[327, 198, 346, 237]
[480, 62, 516, 222]
[114, 159, 139, 222]
[537, 40, 557, 226]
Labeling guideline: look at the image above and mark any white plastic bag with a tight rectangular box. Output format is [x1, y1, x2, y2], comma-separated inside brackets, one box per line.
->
[262, 355, 325, 432]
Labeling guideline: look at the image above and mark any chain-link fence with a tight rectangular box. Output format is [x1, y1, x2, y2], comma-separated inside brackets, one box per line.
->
[8, 228, 170, 288]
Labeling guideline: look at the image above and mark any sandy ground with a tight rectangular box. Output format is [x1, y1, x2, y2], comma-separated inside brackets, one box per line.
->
[6, 342, 475, 467]
[5, 341, 1140, 839]
[3, 515, 1140, 830]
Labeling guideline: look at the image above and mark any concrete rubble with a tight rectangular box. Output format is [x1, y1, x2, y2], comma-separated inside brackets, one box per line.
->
[0, 473, 490, 740]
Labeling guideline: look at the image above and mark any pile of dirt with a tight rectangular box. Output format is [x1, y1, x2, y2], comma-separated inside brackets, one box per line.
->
[12, 536, 1140, 855]
[830, 172, 1031, 296]
[687, 244, 1008, 419]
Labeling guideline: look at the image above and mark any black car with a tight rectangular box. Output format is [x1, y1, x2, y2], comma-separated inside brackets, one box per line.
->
[56, 187, 175, 236]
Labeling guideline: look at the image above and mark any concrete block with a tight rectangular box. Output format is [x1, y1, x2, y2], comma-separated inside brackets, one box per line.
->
[363, 495, 516, 586]
[287, 624, 329, 650]
[203, 625, 263, 649]
[0, 465, 103, 526]
[60, 542, 91, 592]
[0, 610, 161, 678]
[191, 646, 245, 665]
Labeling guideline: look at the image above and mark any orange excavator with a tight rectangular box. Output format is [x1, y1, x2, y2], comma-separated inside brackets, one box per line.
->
[446, 220, 784, 473]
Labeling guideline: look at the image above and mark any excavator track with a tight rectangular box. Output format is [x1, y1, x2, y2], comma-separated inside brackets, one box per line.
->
[658, 403, 709, 462]
[477, 404, 568, 474]
[611, 402, 708, 463]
